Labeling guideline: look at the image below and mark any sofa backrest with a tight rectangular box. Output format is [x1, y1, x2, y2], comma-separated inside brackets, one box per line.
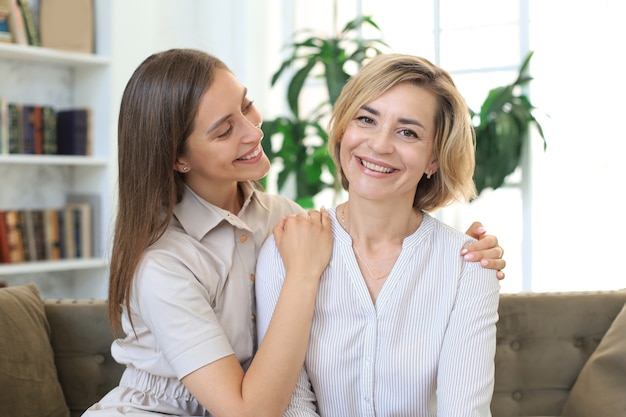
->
[45, 291, 626, 417]
[492, 290, 626, 417]
[45, 299, 124, 417]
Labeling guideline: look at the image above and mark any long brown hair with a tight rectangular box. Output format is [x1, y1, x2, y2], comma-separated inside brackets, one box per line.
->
[108, 49, 228, 334]
[328, 54, 476, 212]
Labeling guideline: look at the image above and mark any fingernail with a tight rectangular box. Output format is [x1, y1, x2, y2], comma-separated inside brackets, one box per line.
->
[477, 226, 486, 234]
[460, 248, 468, 255]
[464, 253, 474, 261]
[480, 259, 488, 266]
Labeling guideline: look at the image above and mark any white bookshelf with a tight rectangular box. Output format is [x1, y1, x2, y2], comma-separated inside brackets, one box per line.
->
[0, 154, 108, 166]
[0, 0, 112, 298]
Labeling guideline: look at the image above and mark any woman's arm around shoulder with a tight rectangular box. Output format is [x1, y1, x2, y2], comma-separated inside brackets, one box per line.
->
[183, 208, 332, 417]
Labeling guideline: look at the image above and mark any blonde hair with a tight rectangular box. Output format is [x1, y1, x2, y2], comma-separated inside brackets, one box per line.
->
[328, 53, 476, 212]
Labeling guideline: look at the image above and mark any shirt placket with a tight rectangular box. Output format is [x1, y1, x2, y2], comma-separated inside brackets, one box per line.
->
[234, 225, 257, 351]
[361, 311, 378, 417]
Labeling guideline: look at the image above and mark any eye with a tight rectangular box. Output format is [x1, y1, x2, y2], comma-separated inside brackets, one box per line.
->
[356, 115, 375, 125]
[399, 128, 419, 140]
[242, 99, 254, 115]
[217, 124, 233, 139]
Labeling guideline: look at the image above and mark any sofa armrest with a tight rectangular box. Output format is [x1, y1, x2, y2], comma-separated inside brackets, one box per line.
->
[45, 299, 124, 417]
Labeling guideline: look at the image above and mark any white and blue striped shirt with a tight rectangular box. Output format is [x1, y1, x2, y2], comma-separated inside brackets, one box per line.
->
[256, 207, 500, 417]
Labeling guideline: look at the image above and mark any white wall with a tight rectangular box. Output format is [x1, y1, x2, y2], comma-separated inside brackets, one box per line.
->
[108, 0, 289, 132]
[106, 0, 626, 294]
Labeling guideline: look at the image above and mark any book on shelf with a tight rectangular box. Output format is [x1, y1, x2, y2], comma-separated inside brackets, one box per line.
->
[21, 104, 35, 154]
[42, 105, 56, 154]
[31, 209, 47, 260]
[0, 18, 9, 44]
[33, 105, 43, 155]
[67, 193, 99, 256]
[3, 210, 24, 263]
[7, 0, 26, 45]
[16, 0, 38, 46]
[0, 98, 8, 154]
[8, 102, 22, 154]
[0, 0, 12, 43]
[43, 208, 61, 260]
[56, 107, 91, 156]
[64, 202, 92, 259]
[17, 209, 36, 261]
[40, 0, 93, 53]
[61, 205, 76, 259]
[0, 211, 10, 262]
[56, 207, 65, 258]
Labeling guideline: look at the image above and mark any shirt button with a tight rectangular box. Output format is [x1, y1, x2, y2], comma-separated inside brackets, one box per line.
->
[249, 273, 255, 281]
[240, 235, 248, 243]
[251, 314, 256, 322]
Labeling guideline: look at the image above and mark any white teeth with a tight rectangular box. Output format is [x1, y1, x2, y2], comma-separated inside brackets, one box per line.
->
[239, 147, 261, 160]
[361, 159, 393, 173]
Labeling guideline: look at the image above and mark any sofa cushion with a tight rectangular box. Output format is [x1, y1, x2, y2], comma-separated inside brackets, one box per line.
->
[0, 284, 70, 417]
[561, 299, 626, 417]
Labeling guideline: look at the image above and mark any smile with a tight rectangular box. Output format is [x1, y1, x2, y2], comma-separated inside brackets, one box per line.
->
[237, 146, 262, 161]
[359, 158, 394, 174]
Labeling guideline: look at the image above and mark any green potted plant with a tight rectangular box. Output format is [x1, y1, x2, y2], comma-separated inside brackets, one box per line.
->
[263, 17, 545, 206]
[472, 51, 546, 195]
[261, 15, 388, 208]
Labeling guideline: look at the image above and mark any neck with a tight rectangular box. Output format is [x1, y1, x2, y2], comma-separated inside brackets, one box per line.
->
[339, 199, 421, 248]
[189, 180, 244, 214]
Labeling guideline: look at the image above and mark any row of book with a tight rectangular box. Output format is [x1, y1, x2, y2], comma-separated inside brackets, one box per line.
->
[0, 0, 94, 53]
[0, 204, 93, 264]
[0, 100, 92, 155]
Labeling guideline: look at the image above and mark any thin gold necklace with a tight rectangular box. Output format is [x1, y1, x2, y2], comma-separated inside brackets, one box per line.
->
[340, 205, 391, 281]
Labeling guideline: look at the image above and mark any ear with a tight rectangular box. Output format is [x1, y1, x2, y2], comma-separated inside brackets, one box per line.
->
[174, 158, 190, 173]
[425, 158, 439, 178]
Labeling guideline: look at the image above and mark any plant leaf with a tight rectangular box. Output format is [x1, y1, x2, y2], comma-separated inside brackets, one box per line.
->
[287, 59, 317, 117]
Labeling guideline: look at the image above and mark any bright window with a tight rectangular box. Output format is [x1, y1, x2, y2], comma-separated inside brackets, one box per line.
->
[284, 0, 626, 293]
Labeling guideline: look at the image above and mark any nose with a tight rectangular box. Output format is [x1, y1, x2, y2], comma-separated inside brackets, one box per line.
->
[242, 122, 263, 143]
[243, 111, 263, 142]
[367, 130, 394, 154]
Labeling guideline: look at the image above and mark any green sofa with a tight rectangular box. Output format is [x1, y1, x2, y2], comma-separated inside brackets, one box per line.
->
[1, 284, 625, 417]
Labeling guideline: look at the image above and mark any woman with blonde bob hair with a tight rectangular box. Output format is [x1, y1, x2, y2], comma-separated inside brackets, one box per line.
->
[256, 54, 500, 416]
[329, 53, 478, 212]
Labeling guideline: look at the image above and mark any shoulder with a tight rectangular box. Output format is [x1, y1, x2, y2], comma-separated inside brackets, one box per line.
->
[254, 190, 304, 216]
[258, 232, 279, 262]
[424, 213, 476, 248]
[137, 223, 211, 283]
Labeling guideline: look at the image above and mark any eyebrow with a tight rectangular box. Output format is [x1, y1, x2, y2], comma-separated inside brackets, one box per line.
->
[204, 87, 249, 135]
[361, 104, 426, 130]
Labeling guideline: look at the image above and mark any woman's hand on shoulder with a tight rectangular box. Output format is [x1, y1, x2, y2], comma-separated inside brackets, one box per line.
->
[273, 207, 333, 282]
[462, 221, 506, 280]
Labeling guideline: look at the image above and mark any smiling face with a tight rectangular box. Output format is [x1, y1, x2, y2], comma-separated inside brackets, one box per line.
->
[339, 81, 439, 204]
[175, 68, 270, 201]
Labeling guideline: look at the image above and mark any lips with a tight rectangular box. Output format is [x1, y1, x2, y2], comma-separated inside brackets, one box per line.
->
[359, 157, 394, 174]
[237, 145, 262, 161]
